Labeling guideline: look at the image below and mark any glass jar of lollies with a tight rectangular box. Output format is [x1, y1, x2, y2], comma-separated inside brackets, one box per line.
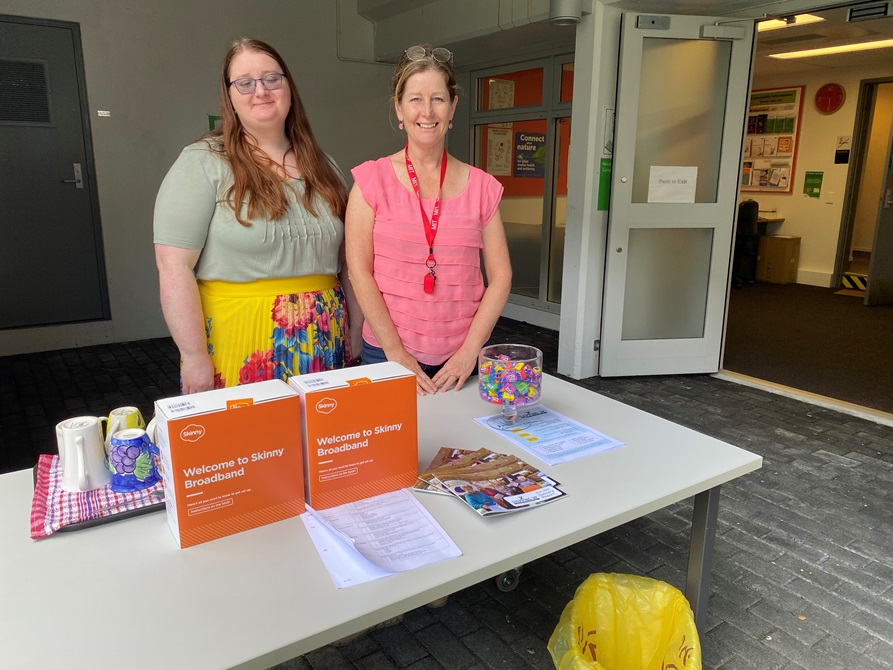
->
[478, 344, 543, 429]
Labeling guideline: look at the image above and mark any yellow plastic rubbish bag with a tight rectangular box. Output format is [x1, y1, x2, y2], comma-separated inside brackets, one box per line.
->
[548, 573, 701, 670]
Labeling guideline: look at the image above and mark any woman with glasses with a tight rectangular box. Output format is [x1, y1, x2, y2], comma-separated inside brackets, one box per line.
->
[345, 45, 512, 396]
[154, 38, 358, 393]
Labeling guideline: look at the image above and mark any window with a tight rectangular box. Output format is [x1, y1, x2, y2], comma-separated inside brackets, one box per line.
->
[471, 57, 573, 308]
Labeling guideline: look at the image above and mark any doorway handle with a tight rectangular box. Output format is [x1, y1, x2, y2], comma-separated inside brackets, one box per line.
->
[61, 163, 84, 189]
[885, 188, 892, 208]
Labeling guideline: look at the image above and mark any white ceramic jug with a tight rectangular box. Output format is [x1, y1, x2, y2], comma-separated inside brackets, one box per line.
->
[57, 416, 111, 492]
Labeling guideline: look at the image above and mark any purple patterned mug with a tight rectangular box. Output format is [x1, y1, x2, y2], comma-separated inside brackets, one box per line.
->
[108, 429, 161, 493]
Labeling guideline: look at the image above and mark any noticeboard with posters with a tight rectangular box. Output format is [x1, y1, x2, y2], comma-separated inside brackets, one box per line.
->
[741, 86, 804, 194]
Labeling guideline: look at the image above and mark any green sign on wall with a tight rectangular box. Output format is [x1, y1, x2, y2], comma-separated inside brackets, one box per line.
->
[803, 171, 823, 198]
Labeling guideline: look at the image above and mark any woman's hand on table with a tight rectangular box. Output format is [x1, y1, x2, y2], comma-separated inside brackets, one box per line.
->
[431, 350, 476, 393]
[386, 349, 438, 396]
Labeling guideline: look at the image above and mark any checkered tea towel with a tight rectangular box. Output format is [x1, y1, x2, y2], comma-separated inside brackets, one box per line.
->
[30, 454, 164, 539]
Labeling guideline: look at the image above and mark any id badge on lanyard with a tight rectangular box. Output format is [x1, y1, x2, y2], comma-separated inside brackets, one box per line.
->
[405, 144, 447, 294]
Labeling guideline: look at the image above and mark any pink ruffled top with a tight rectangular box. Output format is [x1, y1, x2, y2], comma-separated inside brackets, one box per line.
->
[351, 157, 503, 365]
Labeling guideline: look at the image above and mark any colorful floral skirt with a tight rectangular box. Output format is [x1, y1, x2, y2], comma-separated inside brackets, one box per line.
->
[198, 275, 351, 389]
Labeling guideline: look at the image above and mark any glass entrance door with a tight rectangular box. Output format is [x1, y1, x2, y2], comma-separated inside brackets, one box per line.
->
[600, 13, 755, 376]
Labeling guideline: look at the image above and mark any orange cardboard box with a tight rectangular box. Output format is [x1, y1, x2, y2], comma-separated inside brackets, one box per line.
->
[154, 380, 304, 548]
[288, 362, 417, 510]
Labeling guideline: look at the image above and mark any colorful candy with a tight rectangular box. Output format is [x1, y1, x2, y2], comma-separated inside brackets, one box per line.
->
[478, 345, 542, 408]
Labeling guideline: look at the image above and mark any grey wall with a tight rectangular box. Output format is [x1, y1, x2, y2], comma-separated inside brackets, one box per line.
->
[0, 0, 395, 355]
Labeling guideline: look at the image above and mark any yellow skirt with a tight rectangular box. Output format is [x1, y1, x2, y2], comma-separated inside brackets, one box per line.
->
[197, 275, 351, 388]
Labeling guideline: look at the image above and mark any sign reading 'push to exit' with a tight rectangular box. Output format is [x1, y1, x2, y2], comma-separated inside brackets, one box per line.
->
[647, 166, 698, 203]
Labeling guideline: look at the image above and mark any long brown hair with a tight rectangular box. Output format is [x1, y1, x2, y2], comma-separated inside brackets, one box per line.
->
[209, 38, 346, 226]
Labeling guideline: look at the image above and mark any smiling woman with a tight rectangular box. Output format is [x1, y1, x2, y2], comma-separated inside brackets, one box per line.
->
[345, 45, 513, 397]
[227, 51, 292, 139]
[153, 38, 362, 395]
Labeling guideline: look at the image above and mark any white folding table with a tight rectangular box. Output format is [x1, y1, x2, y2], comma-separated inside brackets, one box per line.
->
[0, 374, 761, 670]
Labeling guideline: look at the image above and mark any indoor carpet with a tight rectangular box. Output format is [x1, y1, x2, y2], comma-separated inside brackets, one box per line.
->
[724, 281, 893, 414]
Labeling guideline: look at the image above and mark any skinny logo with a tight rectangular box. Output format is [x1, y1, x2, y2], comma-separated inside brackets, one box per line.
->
[316, 398, 337, 414]
[180, 424, 205, 442]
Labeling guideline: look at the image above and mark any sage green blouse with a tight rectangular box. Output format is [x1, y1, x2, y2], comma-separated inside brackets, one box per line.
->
[153, 140, 343, 282]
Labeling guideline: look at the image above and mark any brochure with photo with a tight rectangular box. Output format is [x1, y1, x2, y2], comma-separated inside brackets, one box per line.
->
[416, 447, 567, 516]
[416, 448, 518, 494]
[412, 448, 476, 495]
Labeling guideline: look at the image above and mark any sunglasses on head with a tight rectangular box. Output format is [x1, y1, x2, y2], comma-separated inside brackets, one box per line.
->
[403, 45, 453, 63]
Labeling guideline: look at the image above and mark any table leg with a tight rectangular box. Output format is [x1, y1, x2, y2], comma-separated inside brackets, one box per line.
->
[686, 485, 721, 631]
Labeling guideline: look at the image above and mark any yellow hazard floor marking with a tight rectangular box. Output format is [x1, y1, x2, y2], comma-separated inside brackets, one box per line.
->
[842, 273, 867, 290]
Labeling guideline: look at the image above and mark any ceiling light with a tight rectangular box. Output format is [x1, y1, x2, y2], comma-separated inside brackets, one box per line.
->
[758, 13, 825, 32]
[768, 38, 893, 58]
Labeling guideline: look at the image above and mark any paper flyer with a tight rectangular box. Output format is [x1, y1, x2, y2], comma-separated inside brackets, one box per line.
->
[474, 406, 624, 466]
[302, 489, 462, 588]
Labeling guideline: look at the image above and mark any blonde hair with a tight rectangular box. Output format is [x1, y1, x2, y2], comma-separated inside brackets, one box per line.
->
[206, 38, 346, 226]
[390, 46, 458, 105]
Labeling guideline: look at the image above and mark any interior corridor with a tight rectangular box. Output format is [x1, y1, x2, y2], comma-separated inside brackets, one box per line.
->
[724, 281, 893, 415]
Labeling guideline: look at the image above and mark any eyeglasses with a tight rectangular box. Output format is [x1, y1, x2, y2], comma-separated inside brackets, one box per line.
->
[404, 46, 453, 63]
[229, 73, 286, 95]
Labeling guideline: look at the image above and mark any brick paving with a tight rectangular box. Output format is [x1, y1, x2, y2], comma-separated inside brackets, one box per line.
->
[2, 318, 892, 670]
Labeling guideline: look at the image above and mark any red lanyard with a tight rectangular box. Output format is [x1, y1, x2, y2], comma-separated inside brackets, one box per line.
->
[405, 144, 447, 294]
